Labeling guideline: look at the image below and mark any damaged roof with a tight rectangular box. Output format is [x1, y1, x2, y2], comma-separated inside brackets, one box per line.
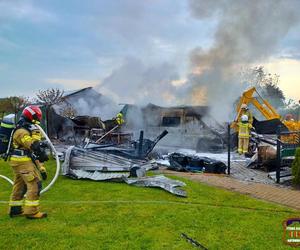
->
[122, 103, 209, 116]
[52, 87, 120, 120]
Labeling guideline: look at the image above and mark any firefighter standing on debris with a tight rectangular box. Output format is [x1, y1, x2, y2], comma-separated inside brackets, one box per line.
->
[8, 106, 49, 219]
[239, 104, 253, 125]
[237, 114, 252, 155]
[115, 112, 125, 126]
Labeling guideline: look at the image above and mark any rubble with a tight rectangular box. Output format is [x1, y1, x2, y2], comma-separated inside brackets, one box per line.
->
[68, 169, 129, 181]
[124, 175, 186, 197]
[122, 103, 227, 152]
[61, 130, 187, 197]
[167, 152, 227, 174]
[62, 146, 156, 175]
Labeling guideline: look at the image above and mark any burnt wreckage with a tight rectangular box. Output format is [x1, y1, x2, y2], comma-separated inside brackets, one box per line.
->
[122, 103, 228, 152]
[168, 153, 227, 174]
[62, 130, 187, 197]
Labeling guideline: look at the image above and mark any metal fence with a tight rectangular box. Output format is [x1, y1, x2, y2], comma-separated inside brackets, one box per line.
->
[226, 123, 300, 182]
[276, 128, 300, 183]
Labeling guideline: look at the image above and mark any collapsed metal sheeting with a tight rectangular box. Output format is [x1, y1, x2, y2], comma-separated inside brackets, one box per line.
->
[62, 146, 154, 175]
[62, 146, 187, 197]
[124, 175, 187, 197]
[69, 169, 130, 181]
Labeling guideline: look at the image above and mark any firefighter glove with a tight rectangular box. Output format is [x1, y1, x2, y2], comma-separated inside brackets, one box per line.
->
[31, 141, 49, 162]
[39, 166, 47, 181]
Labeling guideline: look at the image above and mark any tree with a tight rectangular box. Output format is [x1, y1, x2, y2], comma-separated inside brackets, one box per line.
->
[36, 88, 64, 107]
[0, 96, 29, 119]
[35, 88, 64, 133]
[292, 148, 300, 187]
[240, 66, 285, 109]
[9, 96, 30, 113]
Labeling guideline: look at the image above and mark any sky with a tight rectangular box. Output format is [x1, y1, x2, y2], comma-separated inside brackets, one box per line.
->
[0, 0, 300, 103]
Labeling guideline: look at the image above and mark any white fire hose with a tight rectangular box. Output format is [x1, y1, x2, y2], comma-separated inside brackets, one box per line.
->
[0, 174, 14, 185]
[37, 124, 60, 194]
[0, 124, 60, 194]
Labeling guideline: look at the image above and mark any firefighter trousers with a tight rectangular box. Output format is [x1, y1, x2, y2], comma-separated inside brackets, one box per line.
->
[9, 161, 42, 215]
[238, 137, 249, 154]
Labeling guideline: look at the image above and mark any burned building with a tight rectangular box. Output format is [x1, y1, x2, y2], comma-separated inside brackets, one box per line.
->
[122, 104, 226, 151]
[48, 87, 119, 141]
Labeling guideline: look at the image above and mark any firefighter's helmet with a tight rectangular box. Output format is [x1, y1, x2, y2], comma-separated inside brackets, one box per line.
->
[22, 106, 43, 123]
[241, 104, 248, 110]
[241, 114, 249, 122]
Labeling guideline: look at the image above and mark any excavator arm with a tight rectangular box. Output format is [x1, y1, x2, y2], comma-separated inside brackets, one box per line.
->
[234, 87, 281, 123]
[233, 87, 299, 143]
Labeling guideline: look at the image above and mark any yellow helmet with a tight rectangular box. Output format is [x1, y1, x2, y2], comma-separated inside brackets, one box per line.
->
[241, 114, 249, 122]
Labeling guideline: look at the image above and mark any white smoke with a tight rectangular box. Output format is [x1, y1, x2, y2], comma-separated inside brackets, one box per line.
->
[56, 88, 120, 120]
[96, 57, 180, 106]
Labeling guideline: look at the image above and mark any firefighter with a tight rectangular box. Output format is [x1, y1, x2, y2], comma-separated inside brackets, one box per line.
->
[240, 104, 253, 125]
[115, 112, 125, 126]
[8, 106, 49, 219]
[237, 114, 252, 155]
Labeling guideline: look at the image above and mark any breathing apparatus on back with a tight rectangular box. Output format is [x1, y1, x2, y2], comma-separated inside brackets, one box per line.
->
[0, 106, 60, 193]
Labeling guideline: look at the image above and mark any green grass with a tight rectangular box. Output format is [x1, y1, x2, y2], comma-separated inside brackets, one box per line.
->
[0, 159, 299, 249]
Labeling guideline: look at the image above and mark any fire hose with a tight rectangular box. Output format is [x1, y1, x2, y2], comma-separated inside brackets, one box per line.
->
[0, 174, 14, 185]
[0, 124, 60, 194]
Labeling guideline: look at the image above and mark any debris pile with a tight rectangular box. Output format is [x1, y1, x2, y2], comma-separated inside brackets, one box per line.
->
[167, 152, 227, 174]
[62, 131, 187, 197]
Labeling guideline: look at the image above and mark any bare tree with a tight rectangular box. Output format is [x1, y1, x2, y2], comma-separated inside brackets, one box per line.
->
[36, 88, 64, 107]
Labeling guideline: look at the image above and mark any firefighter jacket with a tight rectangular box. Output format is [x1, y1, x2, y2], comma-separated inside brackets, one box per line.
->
[10, 124, 42, 162]
[116, 113, 125, 125]
[238, 122, 252, 139]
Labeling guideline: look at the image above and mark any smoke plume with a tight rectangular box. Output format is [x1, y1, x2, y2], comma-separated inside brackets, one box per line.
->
[96, 57, 179, 106]
[186, 0, 300, 121]
[96, 0, 300, 123]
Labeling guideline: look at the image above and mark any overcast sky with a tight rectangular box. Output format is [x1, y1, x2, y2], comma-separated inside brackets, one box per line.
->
[0, 0, 299, 102]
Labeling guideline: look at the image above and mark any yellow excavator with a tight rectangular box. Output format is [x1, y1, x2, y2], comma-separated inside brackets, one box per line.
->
[233, 87, 300, 133]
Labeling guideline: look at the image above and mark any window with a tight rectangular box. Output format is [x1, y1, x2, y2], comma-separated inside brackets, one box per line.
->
[162, 117, 181, 127]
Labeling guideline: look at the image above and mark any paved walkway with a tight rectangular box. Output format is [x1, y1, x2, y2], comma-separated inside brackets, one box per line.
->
[162, 168, 300, 210]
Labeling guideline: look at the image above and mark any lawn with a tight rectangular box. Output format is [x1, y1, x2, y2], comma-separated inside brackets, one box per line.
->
[0, 159, 299, 249]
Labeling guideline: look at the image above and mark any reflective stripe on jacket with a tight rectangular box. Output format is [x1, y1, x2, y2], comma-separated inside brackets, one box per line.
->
[238, 122, 251, 138]
[10, 125, 42, 162]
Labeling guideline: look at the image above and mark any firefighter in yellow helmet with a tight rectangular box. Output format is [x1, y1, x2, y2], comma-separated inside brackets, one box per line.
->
[8, 106, 48, 219]
[239, 104, 253, 125]
[237, 114, 252, 155]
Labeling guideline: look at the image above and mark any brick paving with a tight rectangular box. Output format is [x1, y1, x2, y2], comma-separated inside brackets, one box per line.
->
[162, 168, 300, 210]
